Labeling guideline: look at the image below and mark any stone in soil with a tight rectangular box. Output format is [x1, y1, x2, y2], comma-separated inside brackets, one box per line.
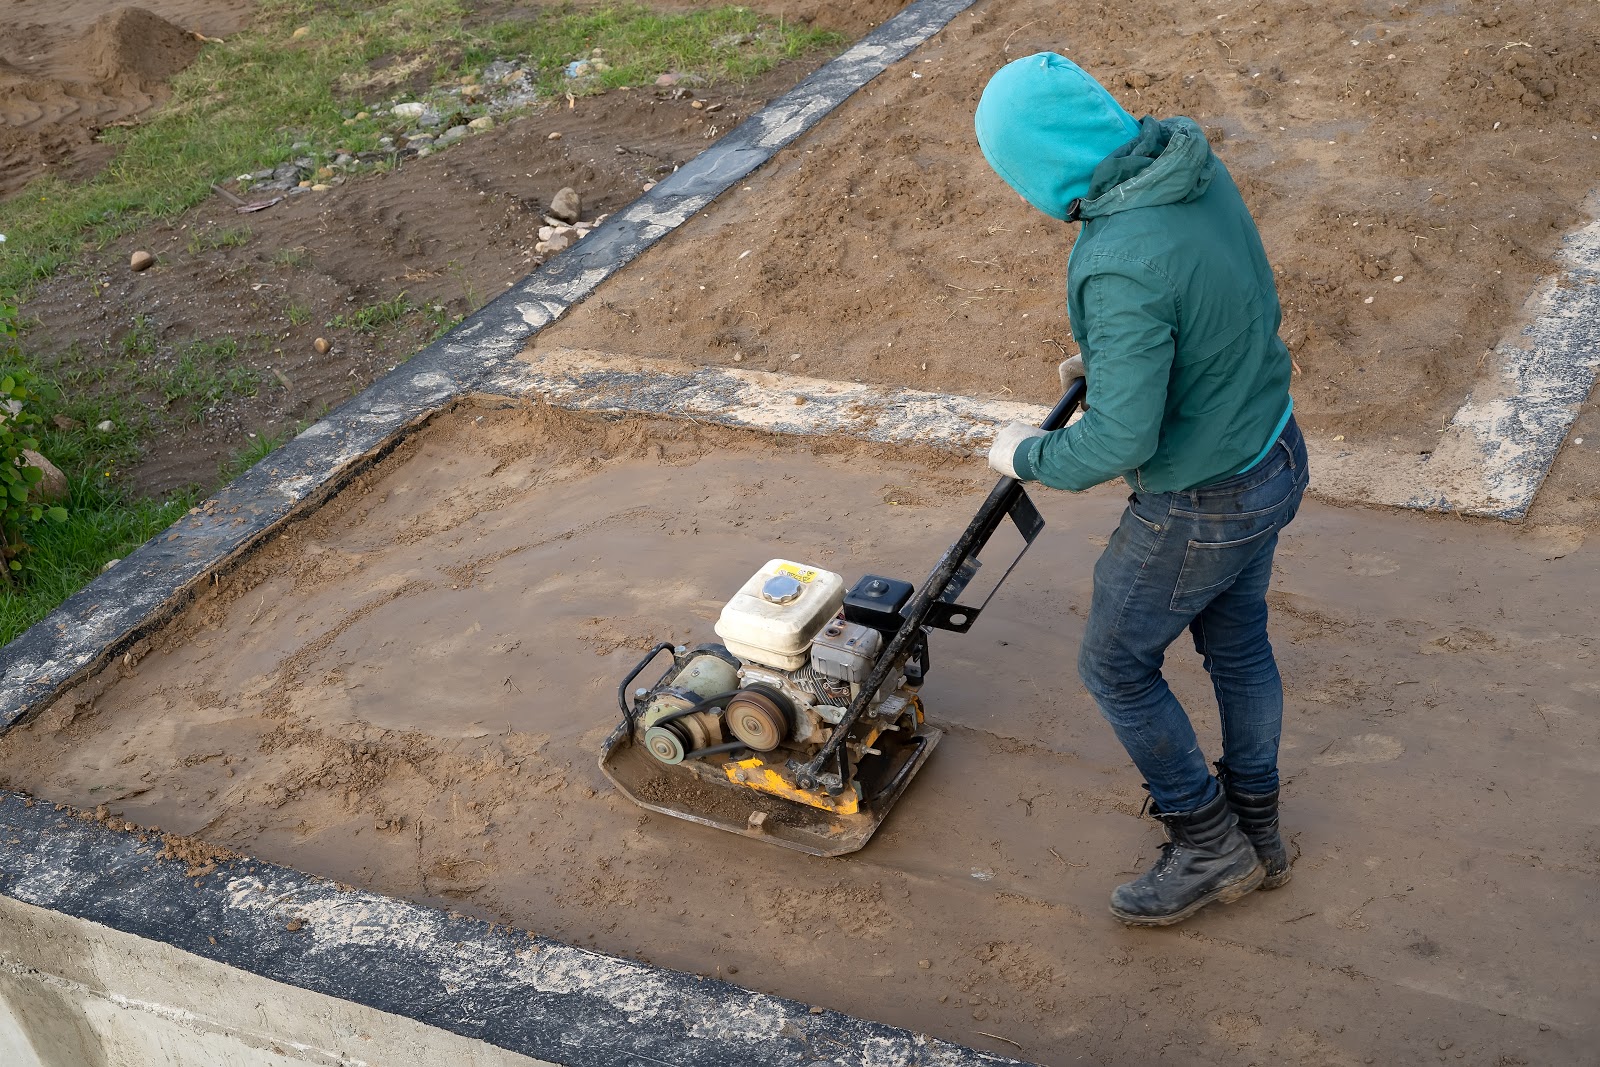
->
[129, 251, 154, 271]
[549, 186, 581, 223]
[21, 450, 67, 503]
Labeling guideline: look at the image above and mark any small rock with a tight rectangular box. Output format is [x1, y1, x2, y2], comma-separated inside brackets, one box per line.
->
[538, 226, 556, 241]
[285, 919, 303, 932]
[656, 73, 680, 87]
[643, 181, 656, 192]
[130, 251, 155, 272]
[313, 337, 331, 354]
[21, 450, 67, 503]
[393, 102, 428, 119]
[543, 233, 572, 254]
[549, 186, 581, 223]
[468, 115, 495, 131]
[297, 180, 312, 188]
[731, 353, 743, 362]
[96, 420, 116, 433]
[691, 100, 705, 110]
[310, 183, 330, 192]
[416, 147, 432, 158]
[53, 414, 82, 431]
[291, 26, 309, 39]
[547, 130, 562, 141]
[101, 559, 120, 573]
[437, 125, 470, 146]
[918, 959, 931, 969]
[355, 111, 369, 120]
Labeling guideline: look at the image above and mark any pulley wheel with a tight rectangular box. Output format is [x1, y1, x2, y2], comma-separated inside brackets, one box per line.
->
[726, 690, 788, 752]
[644, 723, 689, 765]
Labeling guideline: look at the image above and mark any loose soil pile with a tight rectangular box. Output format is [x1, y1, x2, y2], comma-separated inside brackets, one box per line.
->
[537, 0, 1600, 457]
[2, 402, 1594, 1064]
[0, 1, 250, 195]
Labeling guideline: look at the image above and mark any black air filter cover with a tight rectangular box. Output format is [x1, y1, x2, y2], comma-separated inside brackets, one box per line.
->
[843, 575, 914, 634]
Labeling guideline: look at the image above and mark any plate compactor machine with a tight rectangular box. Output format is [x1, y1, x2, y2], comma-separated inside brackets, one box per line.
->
[599, 382, 1085, 856]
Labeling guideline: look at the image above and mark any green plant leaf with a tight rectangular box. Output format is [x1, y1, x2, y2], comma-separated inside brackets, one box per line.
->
[9, 483, 27, 502]
[47, 506, 67, 522]
[8, 560, 19, 572]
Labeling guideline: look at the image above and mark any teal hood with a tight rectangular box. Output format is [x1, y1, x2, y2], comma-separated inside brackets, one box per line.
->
[975, 53, 1140, 220]
[1078, 114, 1215, 218]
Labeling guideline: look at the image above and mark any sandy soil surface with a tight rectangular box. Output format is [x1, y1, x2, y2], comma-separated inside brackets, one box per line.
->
[537, 0, 1600, 457]
[2, 403, 1594, 1064]
[0, 0, 253, 196]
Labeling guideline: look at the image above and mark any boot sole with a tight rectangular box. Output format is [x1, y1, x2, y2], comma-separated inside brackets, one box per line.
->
[1260, 868, 1292, 890]
[1109, 863, 1266, 927]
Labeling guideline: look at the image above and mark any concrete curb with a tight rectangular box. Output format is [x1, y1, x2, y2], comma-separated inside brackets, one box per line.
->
[0, 793, 1033, 1067]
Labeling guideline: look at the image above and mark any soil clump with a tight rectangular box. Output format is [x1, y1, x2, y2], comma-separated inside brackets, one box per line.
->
[0, 1, 251, 195]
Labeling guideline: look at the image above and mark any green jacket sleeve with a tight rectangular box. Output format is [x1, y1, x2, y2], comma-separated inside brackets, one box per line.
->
[1013, 261, 1177, 491]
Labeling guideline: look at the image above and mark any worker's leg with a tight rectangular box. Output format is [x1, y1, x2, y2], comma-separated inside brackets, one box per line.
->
[1077, 499, 1217, 813]
[1080, 418, 1308, 923]
[1188, 531, 1284, 796]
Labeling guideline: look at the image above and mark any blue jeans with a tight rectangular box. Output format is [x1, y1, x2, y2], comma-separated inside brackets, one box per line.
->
[1078, 417, 1310, 813]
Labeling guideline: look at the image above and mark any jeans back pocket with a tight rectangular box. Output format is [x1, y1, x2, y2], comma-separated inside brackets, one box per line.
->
[1169, 522, 1279, 613]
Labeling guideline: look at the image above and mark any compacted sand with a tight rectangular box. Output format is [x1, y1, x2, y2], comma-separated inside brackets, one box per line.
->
[2, 403, 1594, 1065]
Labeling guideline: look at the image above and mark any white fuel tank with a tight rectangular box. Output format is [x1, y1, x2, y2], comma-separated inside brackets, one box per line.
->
[714, 559, 846, 671]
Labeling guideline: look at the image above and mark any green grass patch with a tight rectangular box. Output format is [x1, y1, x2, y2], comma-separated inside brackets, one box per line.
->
[329, 292, 416, 334]
[185, 224, 254, 254]
[0, 473, 195, 645]
[218, 428, 294, 484]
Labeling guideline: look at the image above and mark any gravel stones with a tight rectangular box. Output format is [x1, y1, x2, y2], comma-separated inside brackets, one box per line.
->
[534, 209, 606, 256]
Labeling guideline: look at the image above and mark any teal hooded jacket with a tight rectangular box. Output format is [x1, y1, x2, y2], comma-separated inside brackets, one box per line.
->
[977, 59, 1292, 493]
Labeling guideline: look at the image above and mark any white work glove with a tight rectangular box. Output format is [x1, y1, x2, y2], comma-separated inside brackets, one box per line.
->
[987, 422, 1046, 480]
[1059, 355, 1086, 406]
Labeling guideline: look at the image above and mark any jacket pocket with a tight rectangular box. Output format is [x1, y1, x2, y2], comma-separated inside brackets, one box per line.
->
[1169, 523, 1279, 613]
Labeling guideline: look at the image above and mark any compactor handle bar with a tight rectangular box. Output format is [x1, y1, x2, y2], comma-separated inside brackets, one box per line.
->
[795, 379, 1087, 793]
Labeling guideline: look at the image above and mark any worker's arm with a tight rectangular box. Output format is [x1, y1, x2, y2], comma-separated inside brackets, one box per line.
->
[1012, 266, 1177, 491]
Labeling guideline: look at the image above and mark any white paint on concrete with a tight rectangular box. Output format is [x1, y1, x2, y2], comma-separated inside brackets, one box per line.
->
[495, 349, 1066, 453]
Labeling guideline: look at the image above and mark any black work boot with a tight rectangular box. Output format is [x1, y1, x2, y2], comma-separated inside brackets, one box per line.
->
[1217, 766, 1291, 889]
[1109, 788, 1264, 927]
